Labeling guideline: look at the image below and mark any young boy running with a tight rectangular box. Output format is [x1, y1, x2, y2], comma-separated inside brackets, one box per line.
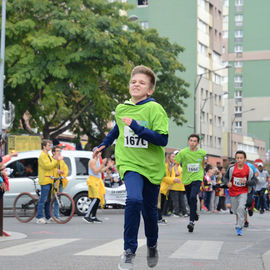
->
[223, 150, 257, 236]
[174, 134, 206, 233]
[93, 65, 168, 270]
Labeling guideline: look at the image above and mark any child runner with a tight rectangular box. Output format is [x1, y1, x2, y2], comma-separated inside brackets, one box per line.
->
[223, 150, 257, 236]
[93, 65, 168, 270]
[174, 134, 206, 233]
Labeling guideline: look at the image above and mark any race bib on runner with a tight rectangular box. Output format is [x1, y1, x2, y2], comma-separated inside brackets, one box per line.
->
[187, 163, 200, 173]
[233, 177, 246, 187]
[124, 126, 148, 148]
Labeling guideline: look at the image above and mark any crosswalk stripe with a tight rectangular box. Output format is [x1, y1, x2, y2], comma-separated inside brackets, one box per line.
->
[170, 240, 223, 260]
[0, 239, 79, 256]
[74, 238, 146, 256]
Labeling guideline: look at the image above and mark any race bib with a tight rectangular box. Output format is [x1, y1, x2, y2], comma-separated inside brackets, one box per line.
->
[187, 163, 200, 173]
[124, 126, 148, 148]
[233, 177, 246, 187]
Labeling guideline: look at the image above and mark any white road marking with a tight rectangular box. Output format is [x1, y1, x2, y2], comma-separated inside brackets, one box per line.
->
[74, 238, 146, 256]
[170, 240, 223, 260]
[0, 239, 79, 256]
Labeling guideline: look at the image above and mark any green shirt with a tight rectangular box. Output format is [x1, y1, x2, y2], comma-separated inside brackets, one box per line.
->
[174, 147, 206, 185]
[115, 99, 168, 185]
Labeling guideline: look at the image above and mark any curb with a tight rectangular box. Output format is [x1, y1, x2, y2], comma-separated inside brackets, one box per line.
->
[0, 231, 27, 242]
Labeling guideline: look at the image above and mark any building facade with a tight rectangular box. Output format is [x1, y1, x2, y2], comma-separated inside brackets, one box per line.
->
[127, 0, 228, 164]
[225, 0, 270, 159]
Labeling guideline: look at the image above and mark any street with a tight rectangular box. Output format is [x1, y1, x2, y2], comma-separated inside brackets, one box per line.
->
[0, 209, 270, 270]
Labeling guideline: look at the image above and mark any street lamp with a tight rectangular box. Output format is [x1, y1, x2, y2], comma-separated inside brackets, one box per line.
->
[230, 108, 255, 159]
[193, 65, 232, 134]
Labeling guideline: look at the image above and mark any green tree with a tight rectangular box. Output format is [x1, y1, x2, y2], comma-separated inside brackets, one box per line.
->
[3, 0, 189, 144]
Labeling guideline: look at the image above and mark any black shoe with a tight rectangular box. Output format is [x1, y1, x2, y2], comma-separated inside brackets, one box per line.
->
[147, 245, 159, 268]
[187, 222, 194, 233]
[244, 221, 249, 228]
[92, 217, 103, 223]
[195, 213, 199, 221]
[260, 209, 264, 214]
[248, 209, 253, 217]
[82, 216, 93, 223]
[230, 209, 233, 214]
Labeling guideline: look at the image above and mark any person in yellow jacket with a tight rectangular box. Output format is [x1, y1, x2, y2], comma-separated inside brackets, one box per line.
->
[158, 152, 181, 224]
[170, 161, 188, 217]
[36, 140, 62, 224]
[83, 149, 113, 223]
[52, 145, 69, 219]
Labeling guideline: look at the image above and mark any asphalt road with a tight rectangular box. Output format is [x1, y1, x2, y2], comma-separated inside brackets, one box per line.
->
[0, 209, 270, 270]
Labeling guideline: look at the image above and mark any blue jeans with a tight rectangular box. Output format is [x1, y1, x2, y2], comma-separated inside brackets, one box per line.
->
[185, 181, 202, 222]
[36, 184, 52, 219]
[124, 171, 160, 253]
[53, 183, 63, 218]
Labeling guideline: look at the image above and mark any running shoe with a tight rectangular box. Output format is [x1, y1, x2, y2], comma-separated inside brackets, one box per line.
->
[158, 219, 168, 225]
[187, 222, 194, 233]
[36, 218, 47, 224]
[118, 249, 135, 270]
[236, 227, 243, 236]
[260, 209, 264, 214]
[195, 213, 199, 221]
[82, 216, 94, 223]
[244, 221, 249, 228]
[248, 209, 253, 216]
[92, 217, 103, 223]
[147, 244, 159, 268]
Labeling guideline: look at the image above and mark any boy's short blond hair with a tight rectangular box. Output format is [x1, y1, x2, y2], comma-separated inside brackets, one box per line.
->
[131, 65, 156, 90]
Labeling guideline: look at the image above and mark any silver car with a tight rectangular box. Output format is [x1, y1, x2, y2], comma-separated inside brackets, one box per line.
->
[4, 150, 93, 215]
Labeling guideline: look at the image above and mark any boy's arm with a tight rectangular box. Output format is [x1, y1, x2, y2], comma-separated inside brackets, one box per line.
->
[93, 125, 119, 158]
[128, 119, 168, 146]
[98, 125, 119, 148]
[223, 167, 231, 187]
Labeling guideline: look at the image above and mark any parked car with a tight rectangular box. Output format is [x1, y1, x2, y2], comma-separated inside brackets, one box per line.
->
[3, 150, 126, 215]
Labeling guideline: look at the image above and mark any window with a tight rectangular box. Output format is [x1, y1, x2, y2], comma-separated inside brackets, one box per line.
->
[235, 30, 243, 38]
[223, 31, 228, 38]
[198, 42, 207, 56]
[213, 73, 221, 84]
[198, 19, 207, 33]
[140, 21, 149, 29]
[213, 52, 221, 64]
[235, 106, 242, 113]
[235, 121, 242, 128]
[223, 0, 229, 7]
[235, 90, 242, 97]
[199, 0, 207, 9]
[235, 14, 243, 26]
[138, 0, 148, 6]
[234, 45, 243, 53]
[222, 46, 226, 54]
[234, 61, 243, 68]
[7, 158, 38, 178]
[234, 75, 242, 83]
[63, 157, 72, 176]
[235, 0, 243, 6]
[223, 15, 228, 23]
[218, 117, 221, 127]
[75, 158, 90, 176]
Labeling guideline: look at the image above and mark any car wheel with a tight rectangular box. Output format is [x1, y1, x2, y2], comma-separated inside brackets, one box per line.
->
[74, 192, 91, 216]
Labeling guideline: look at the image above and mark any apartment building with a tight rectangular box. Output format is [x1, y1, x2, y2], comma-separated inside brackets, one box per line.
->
[224, 0, 269, 160]
[127, 0, 228, 164]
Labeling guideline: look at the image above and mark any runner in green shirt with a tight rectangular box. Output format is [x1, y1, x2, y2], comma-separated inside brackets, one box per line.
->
[175, 134, 206, 233]
[93, 65, 168, 270]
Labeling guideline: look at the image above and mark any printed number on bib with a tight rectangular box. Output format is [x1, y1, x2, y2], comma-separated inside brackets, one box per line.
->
[233, 177, 246, 187]
[187, 163, 200, 173]
[124, 126, 148, 148]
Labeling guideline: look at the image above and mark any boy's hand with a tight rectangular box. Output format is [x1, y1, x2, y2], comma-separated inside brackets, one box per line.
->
[122, 117, 132, 126]
[93, 145, 105, 159]
[227, 182, 232, 188]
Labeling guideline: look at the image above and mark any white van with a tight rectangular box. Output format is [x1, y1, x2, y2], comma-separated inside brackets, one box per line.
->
[4, 150, 126, 215]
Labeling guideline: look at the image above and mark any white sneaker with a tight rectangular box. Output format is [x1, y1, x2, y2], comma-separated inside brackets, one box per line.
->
[36, 218, 47, 224]
[46, 217, 56, 223]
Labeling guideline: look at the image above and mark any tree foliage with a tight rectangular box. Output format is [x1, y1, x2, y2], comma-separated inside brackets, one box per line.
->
[3, 0, 189, 145]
